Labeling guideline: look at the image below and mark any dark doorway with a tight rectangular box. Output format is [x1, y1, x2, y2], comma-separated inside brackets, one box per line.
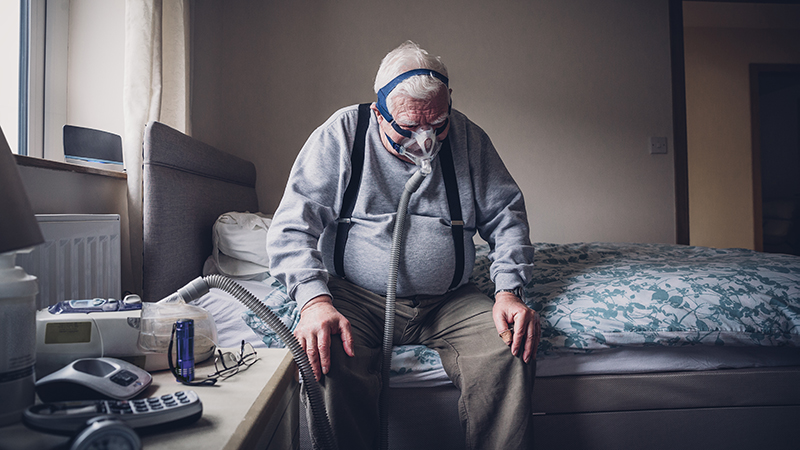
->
[751, 64, 800, 256]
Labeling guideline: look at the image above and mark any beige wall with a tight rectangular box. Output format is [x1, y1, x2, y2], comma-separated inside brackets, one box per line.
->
[191, 0, 677, 245]
[684, 25, 800, 250]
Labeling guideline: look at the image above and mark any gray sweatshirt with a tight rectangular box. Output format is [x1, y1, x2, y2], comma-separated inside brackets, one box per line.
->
[266, 104, 535, 310]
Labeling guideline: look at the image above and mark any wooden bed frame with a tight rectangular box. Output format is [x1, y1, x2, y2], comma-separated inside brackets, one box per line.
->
[142, 121, 800, 450]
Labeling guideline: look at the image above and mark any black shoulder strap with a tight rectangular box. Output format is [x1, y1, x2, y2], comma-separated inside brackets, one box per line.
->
[334, 103, 371, 278]
[439, 138, 465, 290]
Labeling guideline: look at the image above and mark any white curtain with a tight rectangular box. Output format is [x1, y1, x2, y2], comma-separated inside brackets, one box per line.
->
[123, 0, 191, 295]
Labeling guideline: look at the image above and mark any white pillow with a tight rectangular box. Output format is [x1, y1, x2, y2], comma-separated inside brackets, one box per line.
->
[203, 212, 272, 278]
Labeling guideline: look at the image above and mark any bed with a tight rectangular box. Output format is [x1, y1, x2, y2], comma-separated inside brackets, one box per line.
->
[142, 121, 800, 450]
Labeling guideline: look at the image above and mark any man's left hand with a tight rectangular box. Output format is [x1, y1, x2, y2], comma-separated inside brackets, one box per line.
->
[492, 291, 540, 363]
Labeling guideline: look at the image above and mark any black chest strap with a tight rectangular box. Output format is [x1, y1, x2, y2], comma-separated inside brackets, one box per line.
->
[334, 103, 464, 291]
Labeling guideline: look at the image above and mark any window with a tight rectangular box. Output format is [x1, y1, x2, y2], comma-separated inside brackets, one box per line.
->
[0, 1, 21, 153]
[2, 0, 125, 165]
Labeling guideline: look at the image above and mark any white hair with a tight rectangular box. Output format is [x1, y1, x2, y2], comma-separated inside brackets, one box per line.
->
[374, 41, 450, 112]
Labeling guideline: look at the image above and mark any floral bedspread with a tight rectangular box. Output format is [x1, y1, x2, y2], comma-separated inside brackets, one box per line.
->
[242, 242, 800, 377]
[520, 242, 800, 354]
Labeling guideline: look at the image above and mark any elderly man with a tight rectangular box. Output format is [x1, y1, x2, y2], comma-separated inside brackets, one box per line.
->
[267, 41, 538, 450]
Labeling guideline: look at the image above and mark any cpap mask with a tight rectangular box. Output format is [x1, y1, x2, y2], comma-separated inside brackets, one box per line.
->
[376, 69, 450, 174]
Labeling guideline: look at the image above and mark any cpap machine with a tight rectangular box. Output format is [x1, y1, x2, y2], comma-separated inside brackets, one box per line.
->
[34, 296, 167, 379]
[35, 296, 217, 379]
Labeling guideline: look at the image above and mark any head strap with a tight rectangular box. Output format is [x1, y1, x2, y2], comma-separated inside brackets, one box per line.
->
[376, 69, 449, 122]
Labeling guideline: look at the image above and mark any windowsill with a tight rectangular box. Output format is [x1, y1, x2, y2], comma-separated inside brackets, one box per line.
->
[14, 154, 127, 180]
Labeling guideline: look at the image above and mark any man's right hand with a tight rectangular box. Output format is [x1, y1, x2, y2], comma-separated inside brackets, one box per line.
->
[294, 295, 355, 381]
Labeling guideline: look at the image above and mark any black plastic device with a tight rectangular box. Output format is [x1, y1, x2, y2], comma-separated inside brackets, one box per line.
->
[35, 357, 152, 402]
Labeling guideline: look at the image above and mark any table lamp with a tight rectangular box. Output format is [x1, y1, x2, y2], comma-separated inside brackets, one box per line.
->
[0, 125, 44, 426]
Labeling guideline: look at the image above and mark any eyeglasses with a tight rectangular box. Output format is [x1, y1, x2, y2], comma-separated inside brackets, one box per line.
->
[209, 340, 258, 381]
[168, 333, 259, 386]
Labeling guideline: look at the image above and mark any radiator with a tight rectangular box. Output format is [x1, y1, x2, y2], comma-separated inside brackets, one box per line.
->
[16, 214, 121, 310]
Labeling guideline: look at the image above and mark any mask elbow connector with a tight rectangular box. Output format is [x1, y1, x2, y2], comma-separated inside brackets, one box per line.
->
[419, 159, 432, 175]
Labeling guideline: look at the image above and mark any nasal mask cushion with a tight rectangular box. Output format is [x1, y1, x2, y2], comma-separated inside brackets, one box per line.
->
[376, 69, 450, 172]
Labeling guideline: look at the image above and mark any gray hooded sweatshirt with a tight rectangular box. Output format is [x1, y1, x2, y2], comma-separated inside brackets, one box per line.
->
[266, 105, 535, 310]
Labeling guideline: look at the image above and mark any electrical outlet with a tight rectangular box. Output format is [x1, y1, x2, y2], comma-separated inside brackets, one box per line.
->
[649, 137, 668, 154]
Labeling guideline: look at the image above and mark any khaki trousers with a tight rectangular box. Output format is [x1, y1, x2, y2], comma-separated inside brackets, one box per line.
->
[303, 277, 535, 450]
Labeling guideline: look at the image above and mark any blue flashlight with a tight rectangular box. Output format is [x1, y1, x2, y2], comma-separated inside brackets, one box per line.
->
[175, 319, 195, 382]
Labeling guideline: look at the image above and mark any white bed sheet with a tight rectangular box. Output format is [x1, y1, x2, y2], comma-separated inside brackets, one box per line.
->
[190, 282, 274, 348]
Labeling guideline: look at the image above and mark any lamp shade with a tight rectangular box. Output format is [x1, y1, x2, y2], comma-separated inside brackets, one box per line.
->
[0, 126, 43, 254]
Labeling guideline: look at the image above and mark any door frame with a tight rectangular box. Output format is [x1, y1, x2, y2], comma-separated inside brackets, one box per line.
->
[668, 0, 799, 247]
[749, 63, 800, 252]
[668, 0, 689, 245]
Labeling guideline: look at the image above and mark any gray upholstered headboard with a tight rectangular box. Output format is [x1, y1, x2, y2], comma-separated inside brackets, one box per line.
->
[142, 121, 259, 302]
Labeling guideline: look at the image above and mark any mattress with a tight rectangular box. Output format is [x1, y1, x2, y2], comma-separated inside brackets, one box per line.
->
[192, 280, 800, 386]
[191, 241, 800, 387]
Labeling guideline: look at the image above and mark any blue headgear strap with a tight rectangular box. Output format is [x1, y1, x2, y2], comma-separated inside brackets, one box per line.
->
[376, 69, 449, 123]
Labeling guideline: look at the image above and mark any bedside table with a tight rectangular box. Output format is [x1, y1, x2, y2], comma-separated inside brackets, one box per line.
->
[0, 348, 300, 450]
